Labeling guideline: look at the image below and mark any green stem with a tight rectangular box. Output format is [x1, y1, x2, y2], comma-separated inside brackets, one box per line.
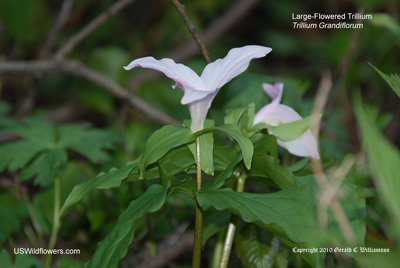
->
[44, 177, 61, 268]
[218, 172, 247, 268]
[192, 137, 203, 268]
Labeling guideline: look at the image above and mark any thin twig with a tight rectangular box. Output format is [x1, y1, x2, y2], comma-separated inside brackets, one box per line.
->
[128, 0, 259, 90]
[311, 71, 356, 245]
[171, 0, 210, 63]
[55, 0, 137, 60]
[40, 0, 75, 58]
[0, 60, 179, 125]
[324, 7, 363, 116]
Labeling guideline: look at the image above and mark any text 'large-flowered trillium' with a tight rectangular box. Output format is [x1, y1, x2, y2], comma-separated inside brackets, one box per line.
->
[124, 45, 272, 132]
[253, 82, 320, 159]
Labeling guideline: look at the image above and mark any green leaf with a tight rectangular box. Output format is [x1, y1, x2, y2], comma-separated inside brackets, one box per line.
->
[235, 224, 280, 268]
[354, 95, 400, 239]
[169, 176, 197, 198]
[21, 149, 67, 186]
[56, 256, 85, 268]
[370, 13, 400, 33]
[127, 146, 196, 182]
[202, 211, 231, 248]
[0, 192, 29, 243]
[296, 175, 366, 245]
[285, 157, 310, 173]
[267, 115, 321, 141]
[86, 181, 169, 268]
[250, 155, 296, 189]
[370, 63, 400, 98]
[202, 153, 242, 192]
[60, 163, 138, 216]
[58, 124, 118, 163]
[213, 146, 237, 171]
[0, 250, 12, 268]
[215, 124, 254, 170]
[249, 135, 296, 189]
[139, 125, 196, 178]
[196, 186, 317, 244]
[0, 249, 36, 268]
[188, 120, 214, 175]
[224, 106, 248, 126]
[0, 140, 44, 172]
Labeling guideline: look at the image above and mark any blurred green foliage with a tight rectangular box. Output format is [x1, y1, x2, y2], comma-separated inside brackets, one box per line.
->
[1, 0, 400, 267]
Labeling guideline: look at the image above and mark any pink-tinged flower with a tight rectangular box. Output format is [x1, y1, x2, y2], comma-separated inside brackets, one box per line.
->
[253, 83, 320, 159]
[124, 45, 272, 132]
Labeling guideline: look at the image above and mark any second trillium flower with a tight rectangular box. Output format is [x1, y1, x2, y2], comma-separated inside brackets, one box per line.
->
[124, 45, 272, 132]
[253, 82, 320, 159]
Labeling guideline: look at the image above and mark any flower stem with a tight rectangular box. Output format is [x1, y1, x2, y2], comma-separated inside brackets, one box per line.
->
[218, 172, 247, 268]
[192, 137, 203, 268]
[44, 177, 61, 268]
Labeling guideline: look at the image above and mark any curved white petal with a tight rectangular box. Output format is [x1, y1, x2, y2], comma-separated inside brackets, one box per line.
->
[200, 45, 272, 91]
[124, 56, 207, 92]
[175, 84, 216, 105]
[254, 103, 301, 126]
[262, 82, 283, 104]
[254, 102, 320, 159]
[278, 130, 320, 159]
[188, 92, 217, 132]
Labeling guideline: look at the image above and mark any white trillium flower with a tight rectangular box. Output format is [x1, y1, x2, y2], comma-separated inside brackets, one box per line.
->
[253, 82, 320, 159]
[124, 45, 272, 132]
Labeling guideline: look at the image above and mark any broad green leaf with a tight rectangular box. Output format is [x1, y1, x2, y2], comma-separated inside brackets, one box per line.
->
[0, 192, 29, 243]
[188, 120, 214, 175]
[86, 182, 169, 268]
[11, 118, 56, 147]
[60, 162, 138, 215]
[139, 125, 196, 178]
[296, 176, 366, 245]
[0, 250, 12, 268]
[224, 106, 248, 126]
[0, 140, 44, 172]
[58, 124, 118, 163]
[56, 256, 85, 268]
[235, 224, 279, 268]
[250, 155, 296, 189]
[249, 135, 296, 189]
[21, 149, 67, 186]
[285, 157, 310, 173]
[213, 146, 237, 171]
[196, 186, 316, 244]
[127, 146, 195, 182]
[370, 63, 400, 98]
[202, 154, 242, 192]
[215, 124, 254, 169]
[0, 250, 35, 268]
[354, 95, 400, 239]
[169, 176, 197, 198]
[202, 211, 231, 248]
[267, 115, 321, 141]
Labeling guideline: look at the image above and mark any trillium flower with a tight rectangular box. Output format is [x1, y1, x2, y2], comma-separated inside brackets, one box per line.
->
[253, 82, 320, 159]
[124, 45, 272, 132]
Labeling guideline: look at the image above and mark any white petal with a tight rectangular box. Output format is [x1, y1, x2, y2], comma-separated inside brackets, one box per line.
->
[188, 93, 217, 132]
[254, 103, 320, 159]
[124, 57, 211, 104]
[278, 130, 320, 159]
[200, 45, 272, 91]
[254, 103, 302, 125]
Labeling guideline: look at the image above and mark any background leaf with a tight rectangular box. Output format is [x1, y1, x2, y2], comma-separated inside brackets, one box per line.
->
[354, 95, 400, 240]
[235, 224, 280, 268]
[86, 183, 169, 268]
